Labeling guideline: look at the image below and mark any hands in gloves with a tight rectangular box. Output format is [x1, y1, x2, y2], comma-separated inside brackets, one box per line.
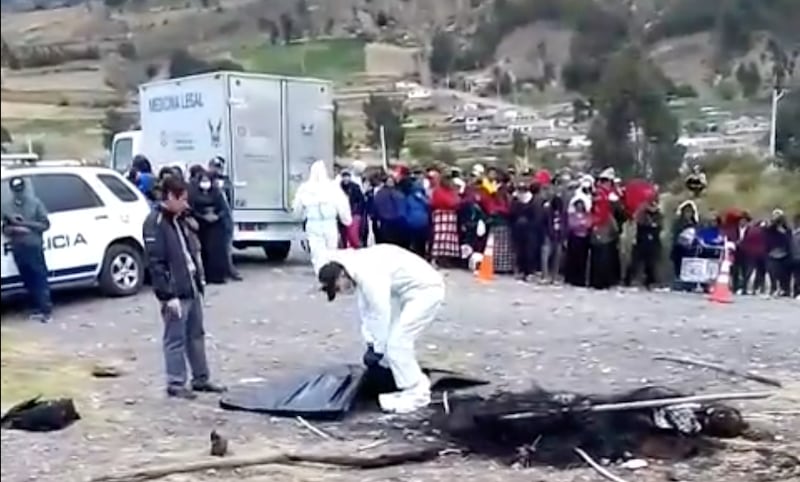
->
[362, 343, 384, 368]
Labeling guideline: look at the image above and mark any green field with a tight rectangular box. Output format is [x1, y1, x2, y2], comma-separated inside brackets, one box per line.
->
[237, 38, 365, 80]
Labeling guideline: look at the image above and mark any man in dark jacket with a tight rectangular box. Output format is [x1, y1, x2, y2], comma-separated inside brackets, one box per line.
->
[764, 209, 792, 297]
[625, 198, 663, 289]
[207, 156, 242, 281]
[143, 176, 225, 399]
[1, 176, 52, 322]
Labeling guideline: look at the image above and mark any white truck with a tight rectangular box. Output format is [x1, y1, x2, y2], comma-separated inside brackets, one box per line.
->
[109, 72, 335, 261]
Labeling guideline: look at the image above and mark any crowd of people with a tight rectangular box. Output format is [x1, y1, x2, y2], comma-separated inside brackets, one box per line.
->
[128, 155, 242, 286]
[295, 159, 800, 299]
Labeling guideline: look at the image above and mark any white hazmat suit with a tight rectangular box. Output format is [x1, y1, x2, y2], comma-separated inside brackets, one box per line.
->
[325, 244, 445, 413]
[292, 160, 352, 273]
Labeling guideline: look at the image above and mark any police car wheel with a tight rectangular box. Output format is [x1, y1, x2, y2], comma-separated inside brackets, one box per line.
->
[99, 243, 144, 297]
[263, 241, 291, 262]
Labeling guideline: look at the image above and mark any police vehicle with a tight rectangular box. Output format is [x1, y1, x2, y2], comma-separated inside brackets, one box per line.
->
[1, 156, 150, 298]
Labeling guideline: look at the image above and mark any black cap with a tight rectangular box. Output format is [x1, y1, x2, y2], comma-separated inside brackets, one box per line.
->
[317, 261, 345, 302]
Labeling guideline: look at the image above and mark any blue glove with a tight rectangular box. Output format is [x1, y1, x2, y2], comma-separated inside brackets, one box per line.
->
[362, 343, 383, 368]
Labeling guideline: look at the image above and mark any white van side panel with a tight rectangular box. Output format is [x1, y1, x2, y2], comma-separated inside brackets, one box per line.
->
[138, 74, 230, 173]
[227, 74, 284, 211]
[284, 79, 334, 208]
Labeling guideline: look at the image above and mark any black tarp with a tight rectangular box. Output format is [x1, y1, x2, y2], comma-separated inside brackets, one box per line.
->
[219, 364, 488, 421]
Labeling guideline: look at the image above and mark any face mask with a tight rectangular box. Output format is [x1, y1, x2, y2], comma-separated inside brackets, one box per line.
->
[199, 181, 212, 190]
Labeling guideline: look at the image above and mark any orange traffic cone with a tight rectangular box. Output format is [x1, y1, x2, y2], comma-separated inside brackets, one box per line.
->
[708, 239, 734, 304]
[476, 233, 495, 283]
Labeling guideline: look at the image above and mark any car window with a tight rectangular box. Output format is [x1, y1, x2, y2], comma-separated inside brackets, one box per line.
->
[112, 138, 133, 172]
[29, 173, 104, 214]
[97, 173, 139, 202]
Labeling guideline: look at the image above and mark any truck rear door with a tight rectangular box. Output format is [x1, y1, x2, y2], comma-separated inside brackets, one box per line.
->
[284, 79, 334, 208]
[228, 75, 285, 210]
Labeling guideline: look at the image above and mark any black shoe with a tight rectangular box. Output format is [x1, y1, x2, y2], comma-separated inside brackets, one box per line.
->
[230, 273, 243, 281]
[192, 381, 227, 393]
[167, 386, 198, 400]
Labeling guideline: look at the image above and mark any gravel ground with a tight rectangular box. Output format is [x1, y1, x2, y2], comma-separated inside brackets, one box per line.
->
[1, 250, 798, 482]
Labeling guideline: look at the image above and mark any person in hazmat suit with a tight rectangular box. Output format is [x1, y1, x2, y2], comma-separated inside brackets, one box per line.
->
[292, 160, 352, 273]
[316, 244, 445, 413]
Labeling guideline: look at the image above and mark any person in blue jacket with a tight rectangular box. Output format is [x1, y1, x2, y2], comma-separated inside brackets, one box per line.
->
[400, 175, 431, 259]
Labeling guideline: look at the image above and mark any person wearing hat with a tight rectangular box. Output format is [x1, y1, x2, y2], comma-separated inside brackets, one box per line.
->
[316, 244, 445, 413]
[1, 176, 52, 322]
[207, 157, 241, 281]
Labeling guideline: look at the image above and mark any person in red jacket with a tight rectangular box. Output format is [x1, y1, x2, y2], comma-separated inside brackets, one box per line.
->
[429, 172, 461, 266]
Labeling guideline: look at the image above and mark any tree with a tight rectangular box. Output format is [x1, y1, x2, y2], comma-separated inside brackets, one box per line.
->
[775, 90, 800, 171]
[408, 140, 435, 161]
[280, 13, 295, 44]
[101, 109, 132, 150]
[429, 30, 457, 77]
[363, 94, 406, 159]
[1, 126, 12, 145]
[333, 101, 349, 157]
[588, 48, 683, 184]
[1, 37, 20, 70]
[435, 146, 457, 166]
[168, 49, 244, 78]
[511, 130, 527, 158]
[735, 62, 761, 98]
[103, 0, 126, 9]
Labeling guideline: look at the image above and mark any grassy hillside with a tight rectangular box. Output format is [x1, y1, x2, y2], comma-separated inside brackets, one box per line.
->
[236, 38, 365, 80]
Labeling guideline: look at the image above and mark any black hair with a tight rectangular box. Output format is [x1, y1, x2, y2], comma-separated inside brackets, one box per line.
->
[157, 166, 174, 180]
[161, 176, 188, 199]
[188, 164, 206, 180]
[317, 261, 346, 301]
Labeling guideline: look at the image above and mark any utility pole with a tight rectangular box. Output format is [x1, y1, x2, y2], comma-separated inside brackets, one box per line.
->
[769, 87, 786, 158]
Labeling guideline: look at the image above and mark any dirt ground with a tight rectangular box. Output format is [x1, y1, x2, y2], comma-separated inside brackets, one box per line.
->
[0, 251, 798, 482]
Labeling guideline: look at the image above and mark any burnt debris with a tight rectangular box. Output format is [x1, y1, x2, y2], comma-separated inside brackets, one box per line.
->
[426, 385, 748, 468]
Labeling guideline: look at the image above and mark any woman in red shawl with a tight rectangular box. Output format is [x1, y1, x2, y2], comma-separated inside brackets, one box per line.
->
[478, 167, 514, 274]
[429, 172, 461, 266]
[589, 175, 622, 289]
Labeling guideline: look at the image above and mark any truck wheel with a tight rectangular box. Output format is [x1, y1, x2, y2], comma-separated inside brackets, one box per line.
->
[263, 241, 291, 262]
[99, 242, 144, 297]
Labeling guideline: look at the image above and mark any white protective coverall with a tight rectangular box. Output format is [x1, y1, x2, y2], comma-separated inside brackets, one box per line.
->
[326, 244, 445, 412]
[292, 160, 352, 273]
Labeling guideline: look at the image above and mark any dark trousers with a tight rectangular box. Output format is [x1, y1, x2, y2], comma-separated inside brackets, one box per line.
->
[792, 260, 800, 297]
[590, 241, 618, 289]
[767, 256, 791, 295]
[161, 297, 209, 388]
[406, 225, 430, 259]
[565, 235, 589, 287]
[378, 220, 406, 248]
[512, 232, 537, 276]
[12, 243, 52, 316]
[732, 249, 749, 292]
[625, 242, 660, 288]
[741, 256, 767, 294]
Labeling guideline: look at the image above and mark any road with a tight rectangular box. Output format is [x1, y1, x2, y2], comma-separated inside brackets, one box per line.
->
[1, 251, 798, 482]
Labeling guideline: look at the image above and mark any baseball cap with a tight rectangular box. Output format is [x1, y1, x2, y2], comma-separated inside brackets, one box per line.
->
[317, 261, 344, 301]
